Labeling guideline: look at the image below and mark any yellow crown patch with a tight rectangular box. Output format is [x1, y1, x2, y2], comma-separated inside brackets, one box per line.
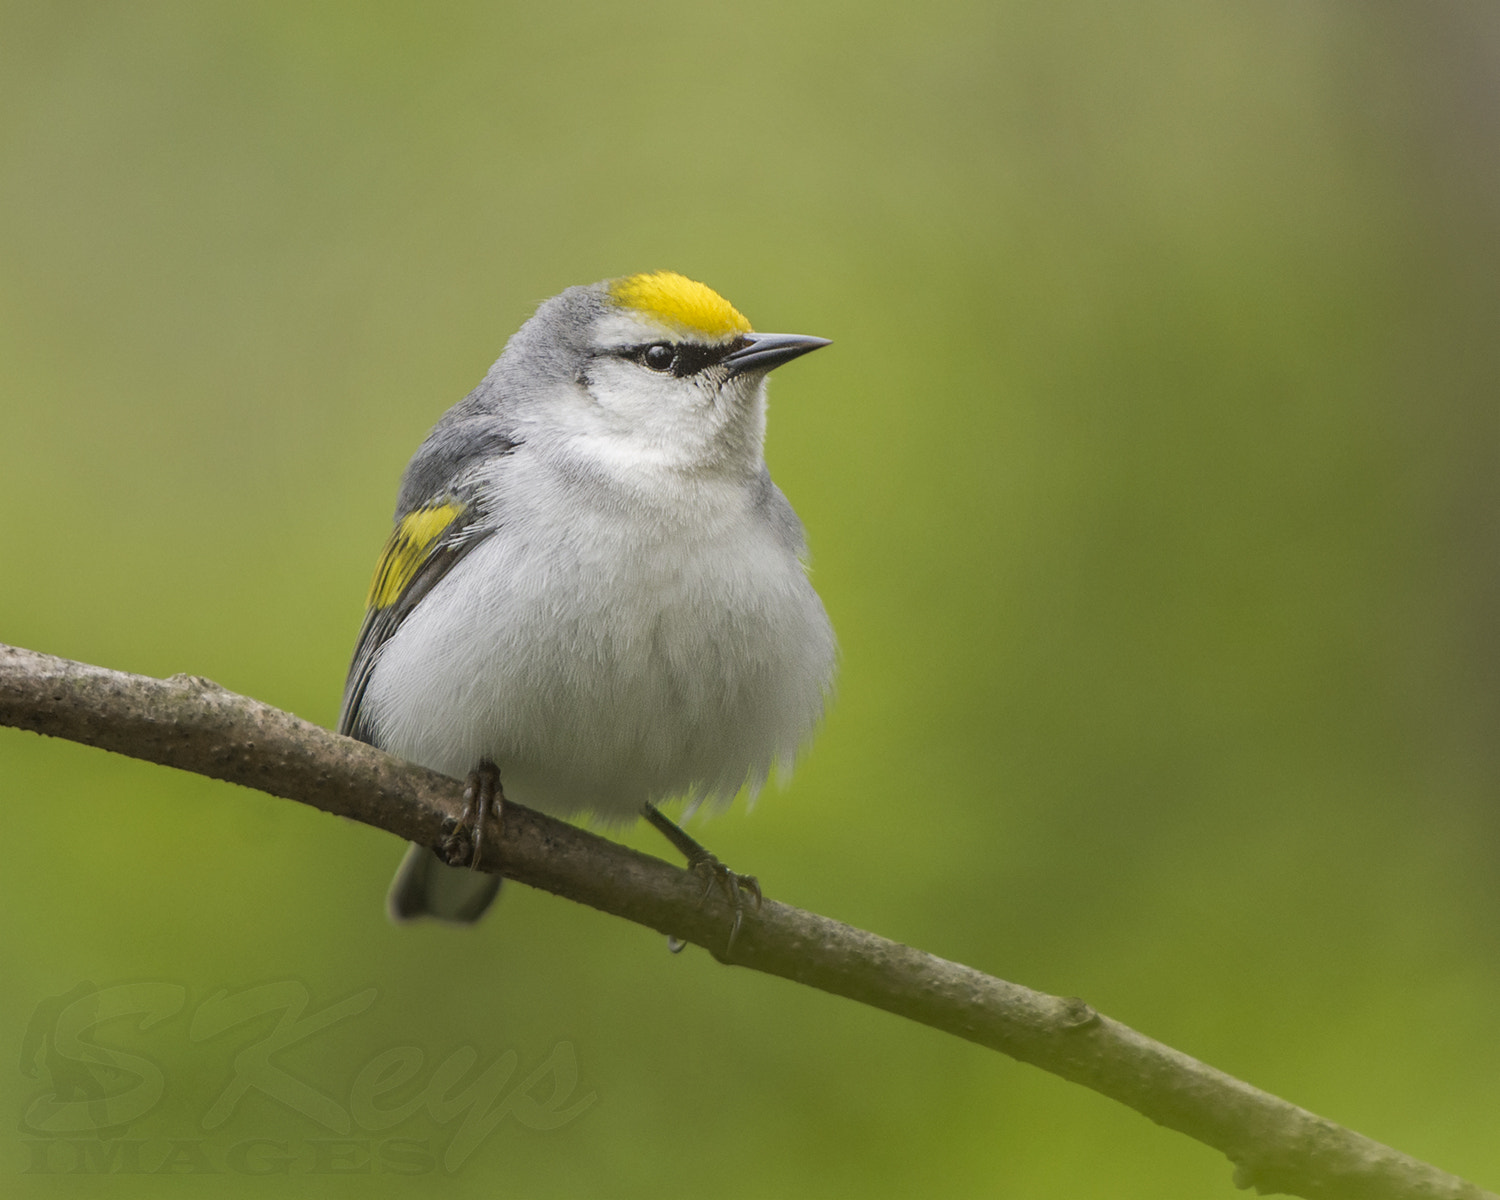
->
[608, 271, 752, 340]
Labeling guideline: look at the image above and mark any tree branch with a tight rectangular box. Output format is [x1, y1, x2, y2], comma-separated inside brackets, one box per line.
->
[0, 642, 1489, 1200]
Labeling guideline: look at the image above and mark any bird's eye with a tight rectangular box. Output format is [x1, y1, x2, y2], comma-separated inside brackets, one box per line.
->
[642, 344, 677, 372]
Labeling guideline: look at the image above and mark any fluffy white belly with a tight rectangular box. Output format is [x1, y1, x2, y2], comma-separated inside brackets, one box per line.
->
[361, 505, 835, 821]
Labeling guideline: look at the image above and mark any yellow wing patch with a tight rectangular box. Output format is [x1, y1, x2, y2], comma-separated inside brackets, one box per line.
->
[366, 500, 466, 610]
[608, 271, 752, 340]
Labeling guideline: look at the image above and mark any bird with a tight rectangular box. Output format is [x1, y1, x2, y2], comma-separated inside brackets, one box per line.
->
[337, 271, 838, 933]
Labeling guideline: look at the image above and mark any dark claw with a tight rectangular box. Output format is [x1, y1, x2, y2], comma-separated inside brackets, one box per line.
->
[643, 804, 763, 956]
[441, 760, 503, 869]
[689, 855, 758, 955]
[704, 863, 762, 954]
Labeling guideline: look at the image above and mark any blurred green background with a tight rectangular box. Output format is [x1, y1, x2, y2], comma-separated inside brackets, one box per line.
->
[4, 1, 1500, 1195]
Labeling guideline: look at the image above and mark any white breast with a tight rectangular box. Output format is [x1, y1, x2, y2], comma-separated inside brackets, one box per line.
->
[361, 455, 836, 822]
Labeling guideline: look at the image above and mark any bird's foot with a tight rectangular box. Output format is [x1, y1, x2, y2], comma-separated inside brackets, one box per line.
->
[643, 804, 762, 956]
[440, 759, 503, 870]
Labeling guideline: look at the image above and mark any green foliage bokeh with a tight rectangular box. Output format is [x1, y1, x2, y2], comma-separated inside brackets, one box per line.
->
[4, 2, 1500, 1195]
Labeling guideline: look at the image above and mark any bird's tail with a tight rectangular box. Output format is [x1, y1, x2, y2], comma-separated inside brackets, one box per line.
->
[387, 843, 502, 923]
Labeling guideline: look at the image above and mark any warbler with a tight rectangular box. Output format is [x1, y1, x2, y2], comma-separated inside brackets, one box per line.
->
[338, 271, 837, 927]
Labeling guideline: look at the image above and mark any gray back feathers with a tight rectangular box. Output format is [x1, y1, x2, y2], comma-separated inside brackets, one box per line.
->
[394, 284, 609, 519]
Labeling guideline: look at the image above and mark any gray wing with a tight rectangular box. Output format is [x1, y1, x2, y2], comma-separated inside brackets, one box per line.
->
[340, 418, 517, 744]
[337, 495, 493, 744]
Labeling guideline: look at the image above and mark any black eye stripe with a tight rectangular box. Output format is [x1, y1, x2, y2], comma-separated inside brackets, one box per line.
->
[620, 339, 748, 378]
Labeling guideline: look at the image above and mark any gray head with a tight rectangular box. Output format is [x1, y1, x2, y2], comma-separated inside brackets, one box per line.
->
[398, 272, 827, 513]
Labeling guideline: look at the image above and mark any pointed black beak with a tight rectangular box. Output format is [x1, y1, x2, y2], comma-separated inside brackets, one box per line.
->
[723, 332, 831, 378]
